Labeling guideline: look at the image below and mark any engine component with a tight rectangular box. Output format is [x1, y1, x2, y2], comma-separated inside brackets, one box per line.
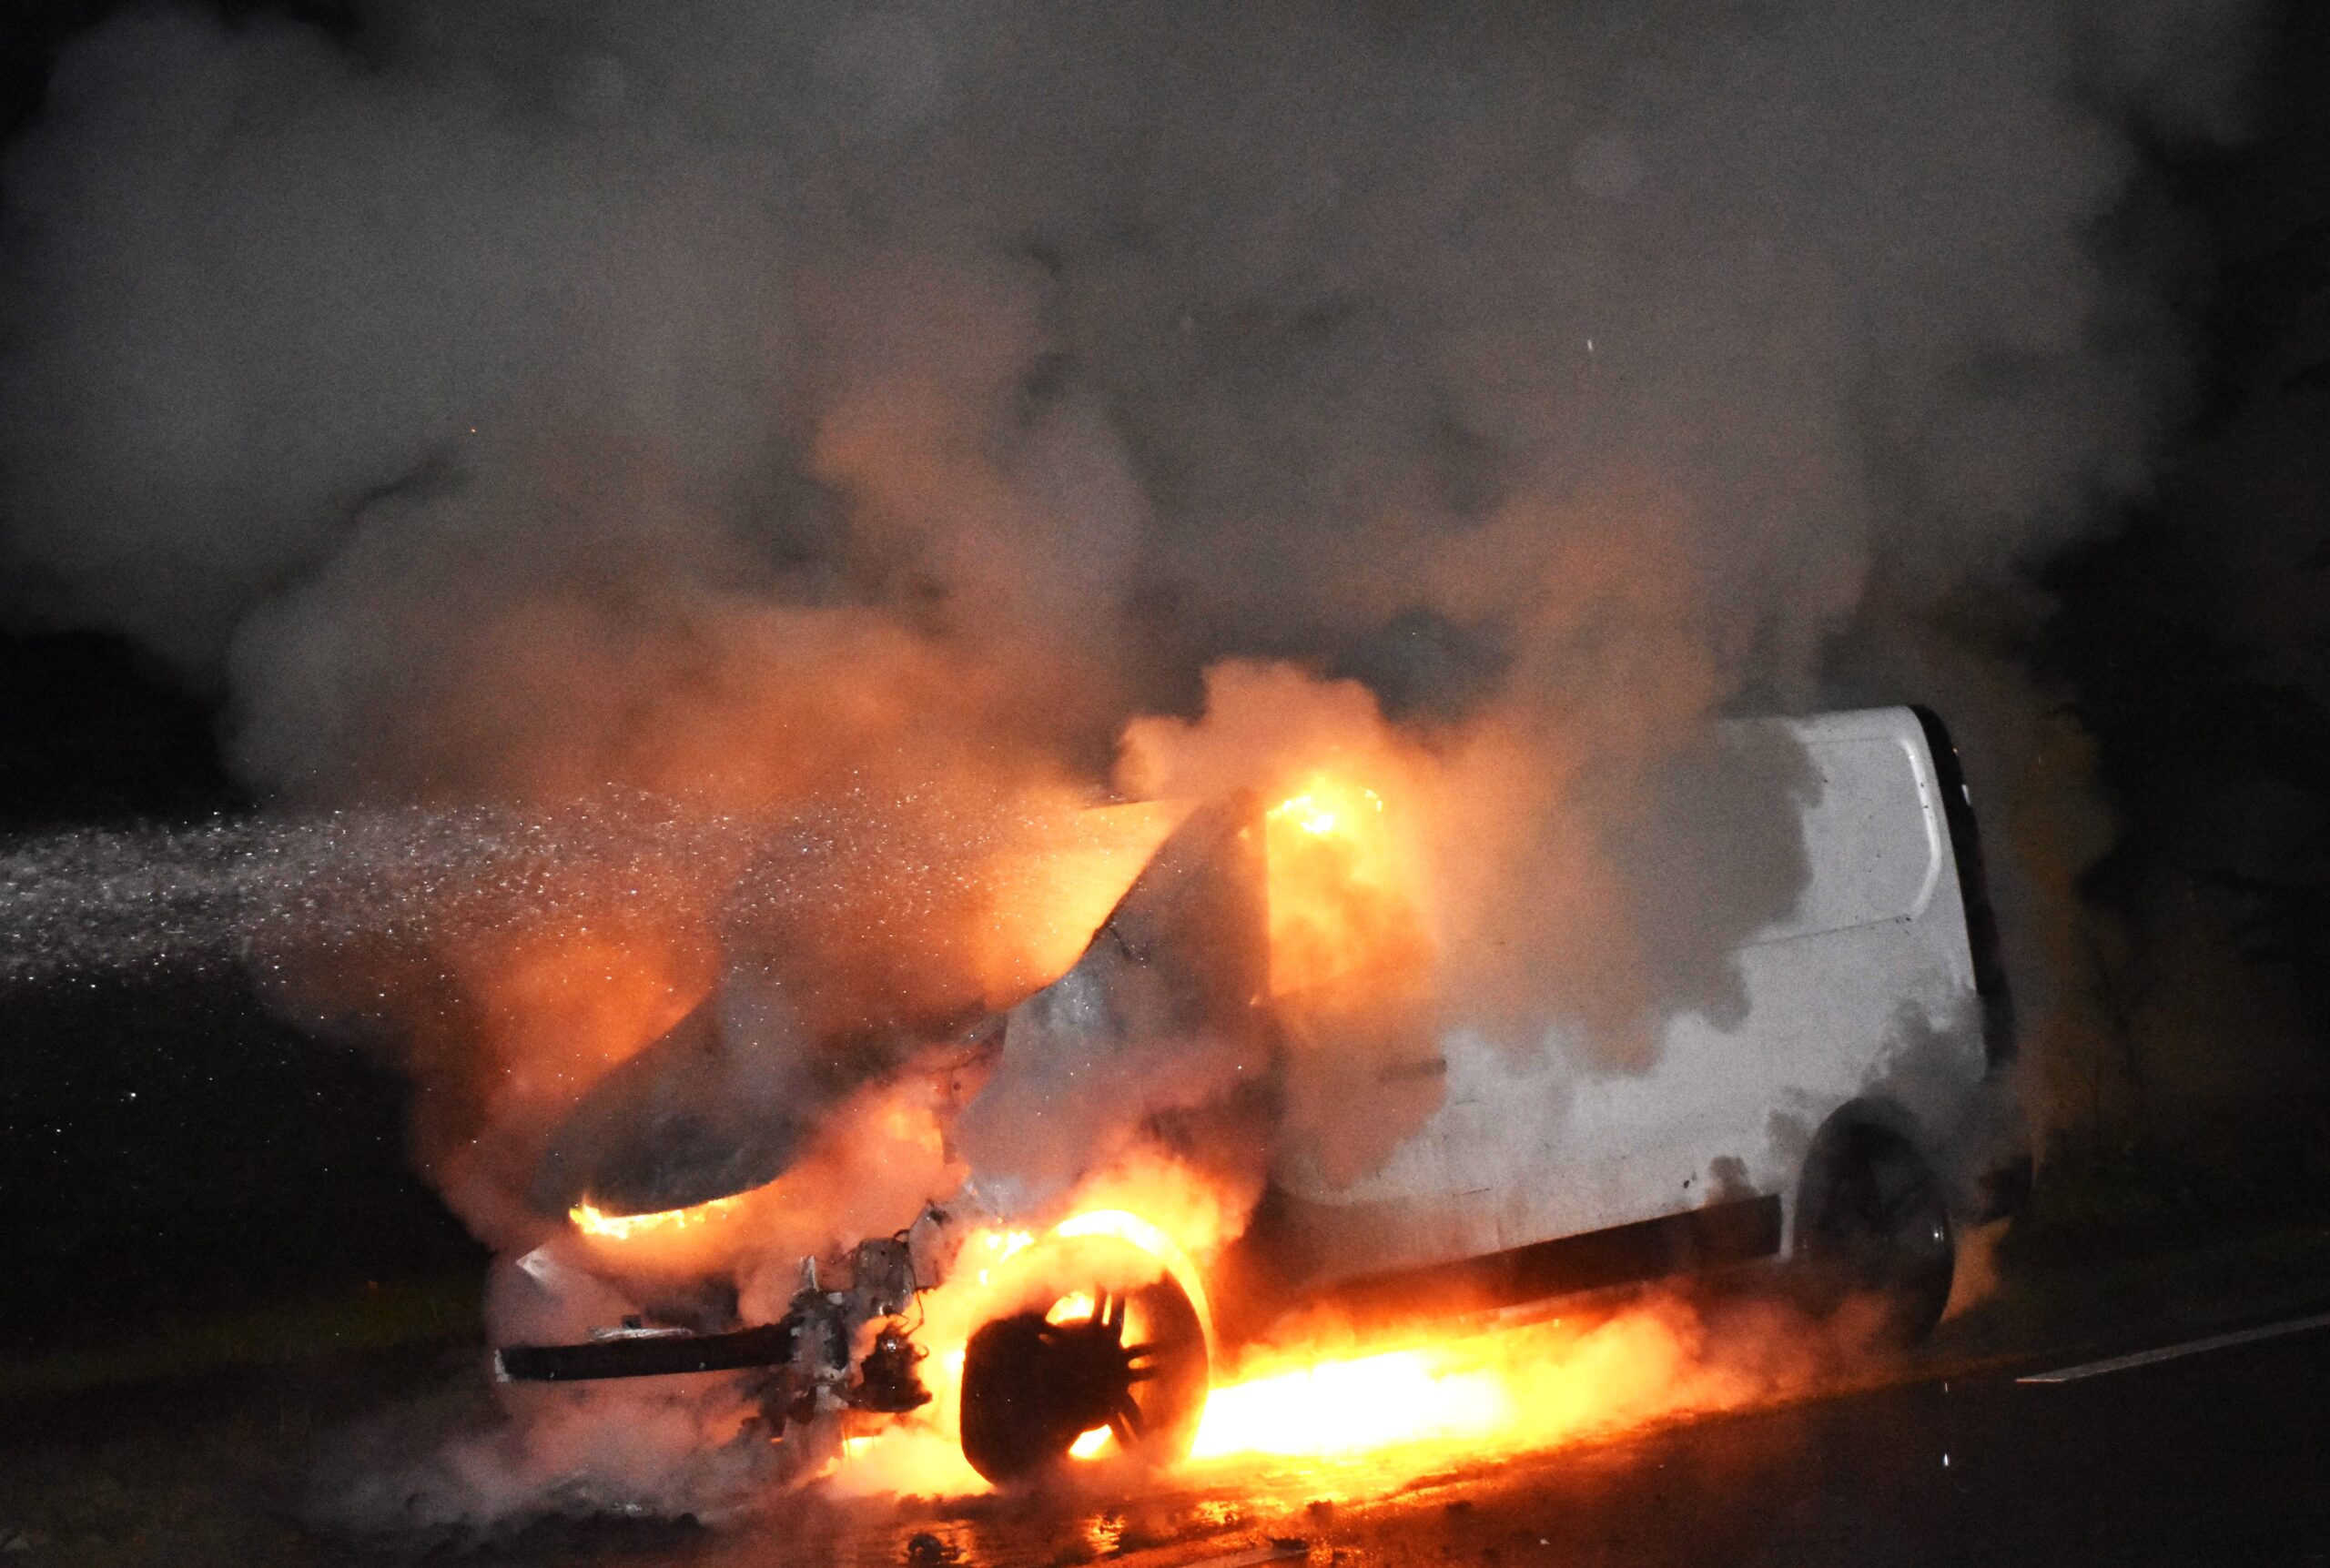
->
[853, 1321, 933, 1412]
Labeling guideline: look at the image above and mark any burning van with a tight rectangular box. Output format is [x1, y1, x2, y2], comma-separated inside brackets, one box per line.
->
[495, 704, 2015, 1487]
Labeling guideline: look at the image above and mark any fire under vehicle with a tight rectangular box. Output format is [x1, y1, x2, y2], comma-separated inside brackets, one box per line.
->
[496, 705, 2017, 1486]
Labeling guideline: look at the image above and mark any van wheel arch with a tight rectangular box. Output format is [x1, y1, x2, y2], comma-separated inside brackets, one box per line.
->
[1793, 1103, 1956, 1341]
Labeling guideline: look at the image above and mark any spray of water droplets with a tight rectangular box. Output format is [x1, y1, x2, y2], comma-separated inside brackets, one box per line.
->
[0, 796, 785, 985]
[0, 783, 1140, 990]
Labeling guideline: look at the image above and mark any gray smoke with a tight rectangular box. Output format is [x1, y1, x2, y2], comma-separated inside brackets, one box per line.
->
[2, 3, 2259, 775]
[0, 0, 2270, 1204]
[0, 0, 2276, 1207]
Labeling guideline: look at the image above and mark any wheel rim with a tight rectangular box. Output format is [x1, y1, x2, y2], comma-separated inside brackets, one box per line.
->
[959, 1262, 1208, 1484]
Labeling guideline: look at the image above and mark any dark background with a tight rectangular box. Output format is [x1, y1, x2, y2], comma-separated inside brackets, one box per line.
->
[0, 632, 484, 1351]
[0, 0, 487, 1329]
[3, 0, 2329, 1352]
[0, 0, 478, 1321]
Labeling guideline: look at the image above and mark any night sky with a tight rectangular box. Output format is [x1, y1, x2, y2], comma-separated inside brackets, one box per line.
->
[4, 0, 2330, 1351]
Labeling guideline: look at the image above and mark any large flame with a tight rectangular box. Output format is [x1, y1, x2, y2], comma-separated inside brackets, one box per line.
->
[1185, 1304, 1779, 1475]
[819, 1157, 1832, 1502]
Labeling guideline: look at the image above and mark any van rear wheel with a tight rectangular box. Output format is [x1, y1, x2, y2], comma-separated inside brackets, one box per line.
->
[1797, 1121, 1954, 1341]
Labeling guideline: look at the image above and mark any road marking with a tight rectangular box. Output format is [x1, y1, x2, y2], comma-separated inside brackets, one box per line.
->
[2017, 1310, 2330, 1384]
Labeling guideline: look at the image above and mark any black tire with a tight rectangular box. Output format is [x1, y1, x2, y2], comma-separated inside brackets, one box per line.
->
[1796, 1119, 1956, 1342]
[958, 1248, 1209, 1485]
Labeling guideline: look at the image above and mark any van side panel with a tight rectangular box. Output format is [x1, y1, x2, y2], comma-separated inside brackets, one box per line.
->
[1268, 706, 1990, 1289]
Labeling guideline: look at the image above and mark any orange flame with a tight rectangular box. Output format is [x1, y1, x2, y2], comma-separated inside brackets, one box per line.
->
[1180, 1293, 1828, 1490]
[1053, 1207, 1216, 1349]
[814, 1153, 1835, 1502]
[1270, 782, 1382, 839]
[1262, 774, 1428, 999]
[567, 1192, 746, 1240]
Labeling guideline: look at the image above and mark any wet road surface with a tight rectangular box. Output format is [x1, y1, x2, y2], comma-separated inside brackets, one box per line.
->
[661, 1307, 2330, 1568]
[11, 1290, 2330, 1564]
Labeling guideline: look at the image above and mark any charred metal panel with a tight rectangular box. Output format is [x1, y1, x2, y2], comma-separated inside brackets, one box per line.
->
[529, 998, 996, 1217]
[1086, 791, 1271, 1031]
[949, 794, 1271, 1201]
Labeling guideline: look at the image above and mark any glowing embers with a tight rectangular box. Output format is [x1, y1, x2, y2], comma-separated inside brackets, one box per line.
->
[568, 1191, 746, 1240]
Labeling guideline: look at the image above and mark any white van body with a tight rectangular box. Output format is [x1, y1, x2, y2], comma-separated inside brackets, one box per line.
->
[493, 706, 2011, 1484]
[1264, 705, 2001, 1293]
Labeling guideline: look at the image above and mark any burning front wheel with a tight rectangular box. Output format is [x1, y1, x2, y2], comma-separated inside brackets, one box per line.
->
[957, 1239, 1209, 1485]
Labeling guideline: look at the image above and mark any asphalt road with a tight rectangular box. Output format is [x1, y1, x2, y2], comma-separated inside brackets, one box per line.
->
[661, 1308, 2330, 1568]
[1294, 1310, 2330, 1568]
[10, 1293, 2330, 1565]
